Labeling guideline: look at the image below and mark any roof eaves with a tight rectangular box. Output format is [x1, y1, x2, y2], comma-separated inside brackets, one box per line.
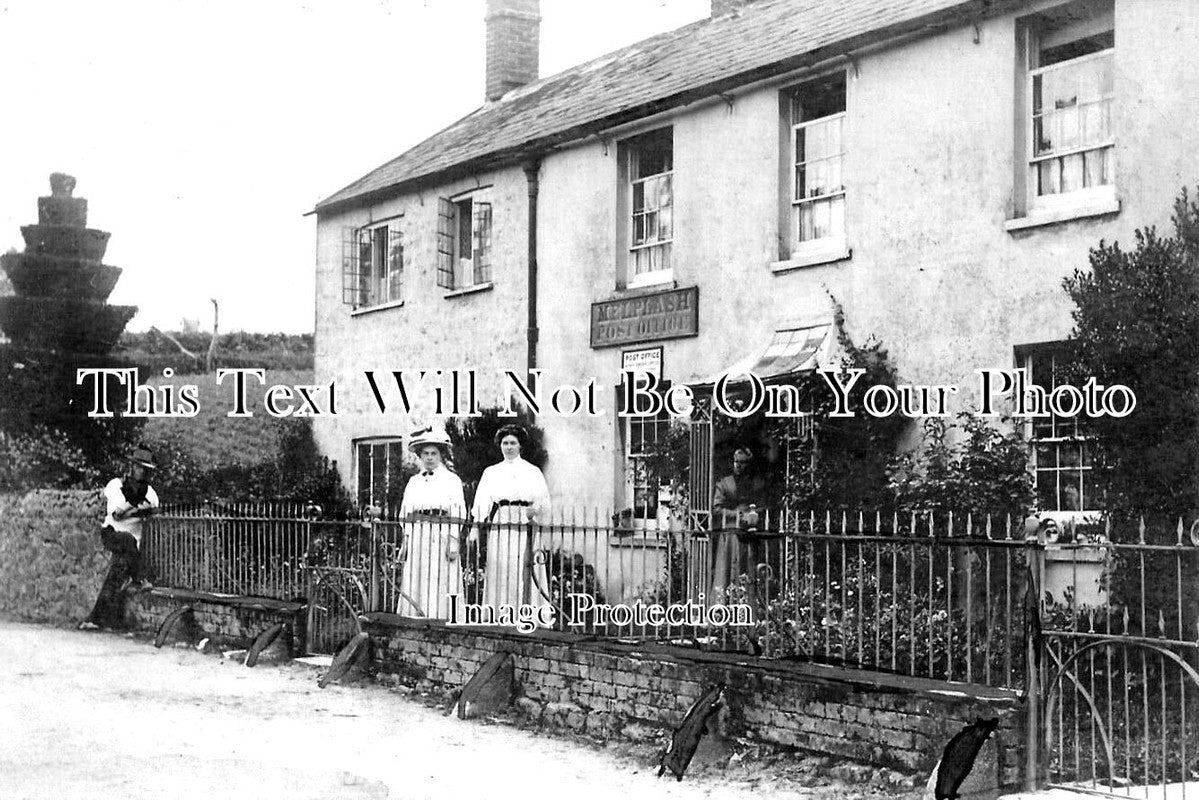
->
[311, 0, 1018, 218]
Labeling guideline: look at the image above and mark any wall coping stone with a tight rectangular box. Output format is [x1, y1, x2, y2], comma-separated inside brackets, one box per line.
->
[360, 613, 1025, 705]
[149, 587, 306, 614]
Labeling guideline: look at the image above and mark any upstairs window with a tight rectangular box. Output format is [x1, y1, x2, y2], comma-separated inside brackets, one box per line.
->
[437, 193, 492, 292]
[787, 72, 846, 253]
[342, 219, 404, 309]
[622, 127, 674, 287]
[1024, 1, 1114, 209]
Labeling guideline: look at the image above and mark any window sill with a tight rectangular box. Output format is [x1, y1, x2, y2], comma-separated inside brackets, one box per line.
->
[444, 282, 494, 299]
[771, 243, 852, 273]
[607, 280, 679, 299]
[608, 531, 670, 549]
[350, 299, 404, 317]
[1005, 197, 1120, 233]
[626, 274, 674, 291]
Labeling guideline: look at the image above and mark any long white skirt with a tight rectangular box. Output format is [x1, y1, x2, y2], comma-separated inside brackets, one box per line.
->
[481, 516, 551, 616]
[397, 517, 461, 619]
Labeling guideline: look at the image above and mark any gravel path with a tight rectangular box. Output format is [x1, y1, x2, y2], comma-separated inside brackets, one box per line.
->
[0, 620, 923, 799]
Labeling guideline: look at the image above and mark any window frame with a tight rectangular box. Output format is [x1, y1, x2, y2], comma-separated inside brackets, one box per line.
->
[342, 217, 405, 312]
[790, 105, 846, 252]
[774, 71, 851, 269]
[622, 127, 674, 289]
[1018, 346, 1101, 516]
[1015, 1, 1117, 223]
[354, 437, 407, 517]
[437, 190, 493, 294]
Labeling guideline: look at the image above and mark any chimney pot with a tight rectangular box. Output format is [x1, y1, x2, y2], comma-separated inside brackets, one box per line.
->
[485, 0, 540, 102]
[711, 0, 754, 17]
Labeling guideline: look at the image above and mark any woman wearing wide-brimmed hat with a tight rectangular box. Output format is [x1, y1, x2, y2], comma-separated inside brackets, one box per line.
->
[396, 426, 466, 619]
[469, 424, 551, 613]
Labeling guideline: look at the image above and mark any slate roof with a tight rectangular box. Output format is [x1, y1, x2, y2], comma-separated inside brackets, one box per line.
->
[314, 0, 1002, 215]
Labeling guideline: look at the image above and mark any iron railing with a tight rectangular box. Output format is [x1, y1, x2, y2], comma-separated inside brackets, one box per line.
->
[142, 504, 1199, 792]
[1037, 519, 1199, 797]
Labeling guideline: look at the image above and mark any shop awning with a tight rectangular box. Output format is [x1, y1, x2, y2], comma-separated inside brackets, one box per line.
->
[694, 321, 836, 386]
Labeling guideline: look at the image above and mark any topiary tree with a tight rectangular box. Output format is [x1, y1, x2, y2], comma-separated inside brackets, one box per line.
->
[1062, 186, 1199, 529]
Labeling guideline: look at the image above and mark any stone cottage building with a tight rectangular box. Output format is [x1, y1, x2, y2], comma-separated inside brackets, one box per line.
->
[310, 0, 1199, 582]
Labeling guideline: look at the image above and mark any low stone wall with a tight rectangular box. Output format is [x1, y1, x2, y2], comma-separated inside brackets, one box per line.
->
[133, 589, 306, 653]
[366, 616, 1027, 789]
[0, 490, 108, 624]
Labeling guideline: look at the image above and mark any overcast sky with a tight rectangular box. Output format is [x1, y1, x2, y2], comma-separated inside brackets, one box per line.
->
[0, 0, 708, 334]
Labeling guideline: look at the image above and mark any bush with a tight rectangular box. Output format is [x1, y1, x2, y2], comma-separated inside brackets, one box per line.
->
[0, 429, 102, 492]
[1062, 186, 1199, 526]
[886, 413, 1035, 518]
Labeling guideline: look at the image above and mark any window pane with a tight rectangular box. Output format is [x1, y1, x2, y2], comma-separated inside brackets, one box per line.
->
[1060, 152, 1083, 193]
[632, 182, 645, 213]
[1081, 469, 1099, 510]
[1037, 472, 1058, 510]
[811, 198, 831, 240]
[828, 195, 845, 238]
[371, 445, 387, 509]
[798, 203, 815, 242]
[657, 175, 672, 208]
[827, 155, 844, 194]
[658, 206, 672, 239]
[808, 162, 828, 197]
[1060, 471, 1083, 511]
[1038, 159, 1061, 195]
[805, 122, 827, 160]
[1036, 443, 1056, 468]
[356, 444, 370, 508]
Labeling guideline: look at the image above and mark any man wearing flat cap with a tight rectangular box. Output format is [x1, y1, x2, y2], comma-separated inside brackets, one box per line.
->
[80, 445, 161, 630]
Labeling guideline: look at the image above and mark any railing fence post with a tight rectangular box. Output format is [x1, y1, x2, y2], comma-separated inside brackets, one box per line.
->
[369, 518, 381, 614]
[1025, 541, 1045, 792]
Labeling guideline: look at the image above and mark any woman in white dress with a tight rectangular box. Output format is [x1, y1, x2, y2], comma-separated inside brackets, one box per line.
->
[397, 426, 466, 619]
[469, 424, 551, 613]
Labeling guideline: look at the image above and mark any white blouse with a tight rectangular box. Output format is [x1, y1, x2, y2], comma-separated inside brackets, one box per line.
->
[399, 465, 467, 521]
[470, 457, 550, 522]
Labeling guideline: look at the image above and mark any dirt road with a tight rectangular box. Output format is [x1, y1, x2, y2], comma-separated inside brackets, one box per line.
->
[0, 620, 917, 799]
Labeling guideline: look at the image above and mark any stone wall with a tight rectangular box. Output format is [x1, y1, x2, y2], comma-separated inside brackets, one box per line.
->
[133, 589, 306, 654]
[0, 490, 108, 624]
[365, 617, 1027, 788]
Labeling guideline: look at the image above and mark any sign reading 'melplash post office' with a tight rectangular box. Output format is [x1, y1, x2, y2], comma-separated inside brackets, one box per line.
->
[589, 286, 698, 348]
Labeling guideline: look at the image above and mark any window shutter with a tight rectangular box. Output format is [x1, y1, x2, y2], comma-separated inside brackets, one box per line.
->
[436, 198, 455, 289]
[387, 221, 404, 303]
[341, 227, 361, 306]
[472, 201, 492, 285]
[358, 228, 374, 306]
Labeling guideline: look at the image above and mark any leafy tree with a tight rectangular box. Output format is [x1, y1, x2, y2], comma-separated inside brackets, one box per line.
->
[1062, 186, 1199, 526]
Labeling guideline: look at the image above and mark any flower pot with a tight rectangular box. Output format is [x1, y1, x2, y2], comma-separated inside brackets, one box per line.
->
[1043, 544, 1110, 608]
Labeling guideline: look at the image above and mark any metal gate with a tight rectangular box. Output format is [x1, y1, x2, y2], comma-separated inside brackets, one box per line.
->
[303, 518, 381, 655]
[1034, 525, 1199, 798]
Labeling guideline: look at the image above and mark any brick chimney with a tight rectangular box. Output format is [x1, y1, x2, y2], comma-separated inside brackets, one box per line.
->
[711, 0, 754, 16]
[485, 0, 540, 102]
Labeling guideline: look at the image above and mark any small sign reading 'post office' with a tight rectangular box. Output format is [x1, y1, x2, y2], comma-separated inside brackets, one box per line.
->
[621, 347, 663, 380]
[590, 286, 699, 349]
